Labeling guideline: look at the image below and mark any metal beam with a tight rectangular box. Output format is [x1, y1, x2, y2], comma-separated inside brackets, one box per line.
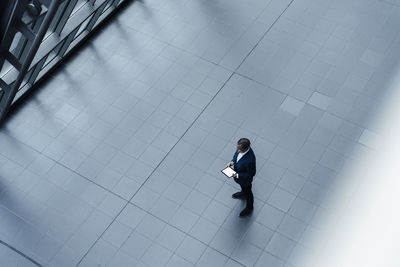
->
[4, 51, 22, 70]
[16, 21, 36, 41]
[0, 0, 29, 69]
[0, 0, 16, 41]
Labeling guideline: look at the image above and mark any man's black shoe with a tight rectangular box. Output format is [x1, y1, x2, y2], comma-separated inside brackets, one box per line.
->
[239, 207, 253, 217]
[232, 191, 245, 199]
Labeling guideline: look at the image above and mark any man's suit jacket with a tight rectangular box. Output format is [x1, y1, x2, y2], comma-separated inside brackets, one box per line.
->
[232, 148, 256, 186]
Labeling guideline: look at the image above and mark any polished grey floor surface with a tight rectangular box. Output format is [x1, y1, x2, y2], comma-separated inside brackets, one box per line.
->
[1, 0, 399, 266]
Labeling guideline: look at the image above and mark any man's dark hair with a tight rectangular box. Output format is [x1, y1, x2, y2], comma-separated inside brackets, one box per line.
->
[237, 138, 250, 151]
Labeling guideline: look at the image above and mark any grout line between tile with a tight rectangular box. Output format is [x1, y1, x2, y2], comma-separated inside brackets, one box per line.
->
[0, 239, 42, 267]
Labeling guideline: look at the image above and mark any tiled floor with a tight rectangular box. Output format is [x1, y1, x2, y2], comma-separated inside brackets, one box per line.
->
[1, 0, 400, 266]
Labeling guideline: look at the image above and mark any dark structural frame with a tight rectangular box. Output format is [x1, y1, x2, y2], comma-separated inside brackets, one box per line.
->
[0, 0, 128, 124]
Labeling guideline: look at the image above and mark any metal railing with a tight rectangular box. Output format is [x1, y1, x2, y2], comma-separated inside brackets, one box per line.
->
[0, 0, 128, 124]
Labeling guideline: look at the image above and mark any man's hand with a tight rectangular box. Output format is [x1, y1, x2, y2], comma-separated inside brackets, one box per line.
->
[226, 161, 234, 168]
[230, 173, 238, 178]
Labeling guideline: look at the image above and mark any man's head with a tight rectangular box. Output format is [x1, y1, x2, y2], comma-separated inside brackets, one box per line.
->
[237, 138, 250, 153]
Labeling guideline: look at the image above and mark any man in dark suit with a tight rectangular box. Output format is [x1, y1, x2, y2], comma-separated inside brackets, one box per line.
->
[226, 138, 256, 217]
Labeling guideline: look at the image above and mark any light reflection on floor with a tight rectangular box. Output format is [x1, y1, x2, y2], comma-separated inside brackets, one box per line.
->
[293, 70, 400, 267]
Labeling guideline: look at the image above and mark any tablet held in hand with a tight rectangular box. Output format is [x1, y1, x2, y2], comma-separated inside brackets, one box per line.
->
[221, 166, 237, 178]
